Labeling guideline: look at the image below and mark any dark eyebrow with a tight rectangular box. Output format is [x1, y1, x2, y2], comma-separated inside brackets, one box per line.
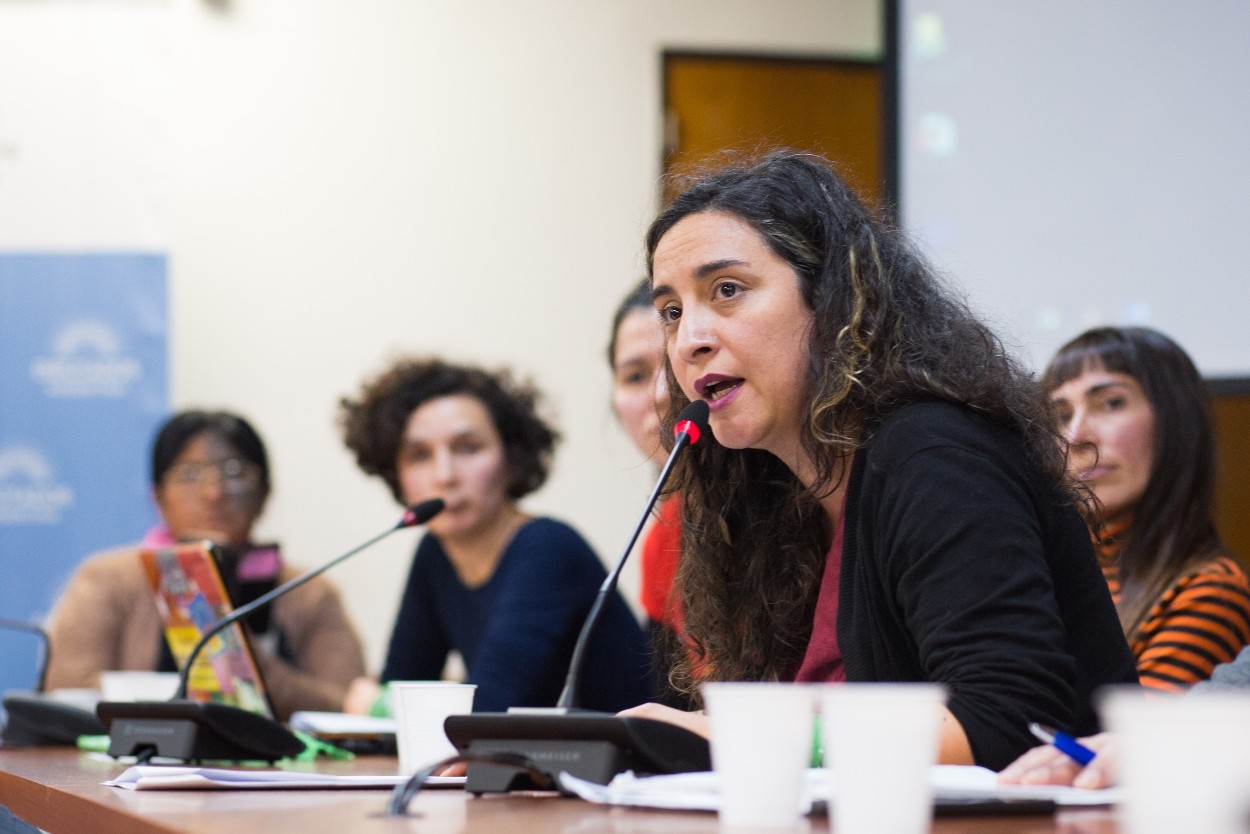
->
[1085, 381, 1132, 397]
[651, 259, 749, 302]
[400, 427, 486, 447]
[695, 258, 748, 278]
[1050, 381, 1132, 406]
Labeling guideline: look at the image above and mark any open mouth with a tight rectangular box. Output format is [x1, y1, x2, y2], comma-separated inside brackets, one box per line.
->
[696, 376, 744, 402]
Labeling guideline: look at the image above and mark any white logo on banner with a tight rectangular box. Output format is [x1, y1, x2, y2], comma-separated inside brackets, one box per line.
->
[29, 319, 142, 398]
[0, 446, 75, 525]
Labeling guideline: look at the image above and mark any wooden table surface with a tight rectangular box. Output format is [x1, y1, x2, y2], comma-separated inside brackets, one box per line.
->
[0, 747, 1121, 834]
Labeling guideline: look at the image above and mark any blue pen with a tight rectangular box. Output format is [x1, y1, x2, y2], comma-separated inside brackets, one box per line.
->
[1028, 722, 1096, 766]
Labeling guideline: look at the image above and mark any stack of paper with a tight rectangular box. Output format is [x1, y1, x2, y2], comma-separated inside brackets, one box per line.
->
[559, 766, 1120, 812]
[104, 766, 463, 791]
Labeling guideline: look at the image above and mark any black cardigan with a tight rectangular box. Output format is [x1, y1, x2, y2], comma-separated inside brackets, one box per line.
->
[837, 400, 1139, 770]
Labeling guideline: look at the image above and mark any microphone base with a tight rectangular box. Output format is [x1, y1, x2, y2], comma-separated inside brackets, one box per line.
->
[444, 712, 711, 794]
[97, 700, 305, 763]
[2, 693, 107, 747]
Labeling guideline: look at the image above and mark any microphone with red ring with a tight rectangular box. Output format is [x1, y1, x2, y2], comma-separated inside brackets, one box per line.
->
[98, 499, 445, 764]
[171, 499, 444, 703]
[431, 401, 711, 803]
[554, 400, 707, 709]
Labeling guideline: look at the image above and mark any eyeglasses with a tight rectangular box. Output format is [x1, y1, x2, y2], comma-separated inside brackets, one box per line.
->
[164, 459, 261, 495]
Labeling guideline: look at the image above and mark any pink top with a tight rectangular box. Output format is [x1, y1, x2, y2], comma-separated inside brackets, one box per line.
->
[793, 511, 847, 683]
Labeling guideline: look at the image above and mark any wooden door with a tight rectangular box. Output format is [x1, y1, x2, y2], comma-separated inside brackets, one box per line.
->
[1212, 387, 1250, 565]
[662, 53, 883, 208]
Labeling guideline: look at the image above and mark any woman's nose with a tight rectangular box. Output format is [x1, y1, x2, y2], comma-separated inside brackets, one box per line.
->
[432, 449, 456, 484]
[673, 308, 716, 364]
[1062, 412, 1103, 473]
[198, 473, 227, 501]
[1064, 409, 1092, 445]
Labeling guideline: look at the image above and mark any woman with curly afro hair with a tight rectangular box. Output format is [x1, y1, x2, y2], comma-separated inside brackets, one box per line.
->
[339, 357, 651, 715]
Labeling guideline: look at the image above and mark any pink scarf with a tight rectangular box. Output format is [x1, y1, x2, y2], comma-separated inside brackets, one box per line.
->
[140, 526, 281, 581]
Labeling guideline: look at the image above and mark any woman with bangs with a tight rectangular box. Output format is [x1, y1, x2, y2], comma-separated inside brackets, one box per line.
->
[1044, 326, 1250, 691]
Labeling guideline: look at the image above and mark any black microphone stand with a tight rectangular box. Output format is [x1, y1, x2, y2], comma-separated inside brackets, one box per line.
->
[98, 499, 444, 764]
[433, 402, 712, 800]
[554, 406, 703, 710]
[0, 619, 101, 747]
[0, 618, 50, 694]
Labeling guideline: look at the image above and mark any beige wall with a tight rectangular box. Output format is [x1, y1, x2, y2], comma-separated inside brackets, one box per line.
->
[170, 0, 881, 671]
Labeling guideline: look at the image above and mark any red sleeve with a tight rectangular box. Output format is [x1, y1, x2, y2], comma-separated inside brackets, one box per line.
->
[639, 497, 684, 628]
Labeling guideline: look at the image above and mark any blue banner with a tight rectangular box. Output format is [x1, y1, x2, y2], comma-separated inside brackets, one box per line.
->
[0, 253, 167, 694]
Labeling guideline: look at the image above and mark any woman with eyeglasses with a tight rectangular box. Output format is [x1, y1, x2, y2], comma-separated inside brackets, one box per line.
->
[45, 410, 366, 719]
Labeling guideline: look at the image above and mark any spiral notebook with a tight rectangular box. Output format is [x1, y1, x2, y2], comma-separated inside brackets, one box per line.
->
[138, 541, 274, 719]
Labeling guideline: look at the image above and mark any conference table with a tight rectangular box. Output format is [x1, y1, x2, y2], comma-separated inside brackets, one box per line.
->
[0, 747, 1120, 834]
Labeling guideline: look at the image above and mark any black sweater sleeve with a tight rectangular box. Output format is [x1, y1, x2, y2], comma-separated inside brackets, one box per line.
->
[840, 402, 1136, 770]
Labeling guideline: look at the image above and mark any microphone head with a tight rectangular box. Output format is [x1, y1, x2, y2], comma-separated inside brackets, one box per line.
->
[400, 498, 446, 528]
[673, 399, 711, 445]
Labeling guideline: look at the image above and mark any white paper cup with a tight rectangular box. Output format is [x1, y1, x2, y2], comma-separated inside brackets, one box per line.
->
[1102, 687, 1250, 834]
[390, 681, 476, 777]
[99, 671, 180, 702]
[702, 681, 816, 828]
[47, 688, 101, 712]
[821, 683, 946, 834]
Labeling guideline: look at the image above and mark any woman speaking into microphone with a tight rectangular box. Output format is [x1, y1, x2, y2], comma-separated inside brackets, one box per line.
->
[623, 151, 1139, 770]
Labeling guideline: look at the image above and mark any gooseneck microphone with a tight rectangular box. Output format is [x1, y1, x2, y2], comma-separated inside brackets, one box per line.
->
[0, 618, 51, 694]
[0, 619, 96, 747]
[555, 401, 708, 709]
[432, 401, 712, 801]
[173, 498, 446, 702]
[98, 499, 445, 763]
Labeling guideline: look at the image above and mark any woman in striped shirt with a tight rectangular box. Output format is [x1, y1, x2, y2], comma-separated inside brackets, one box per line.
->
[1045, 327, 1250, 691]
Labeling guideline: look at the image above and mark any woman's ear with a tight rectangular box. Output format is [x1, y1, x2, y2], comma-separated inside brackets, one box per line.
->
[249, 484, 272, 520]
[151, 483, 169, 519]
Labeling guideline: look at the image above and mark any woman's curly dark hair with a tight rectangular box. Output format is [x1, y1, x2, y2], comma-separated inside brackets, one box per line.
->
[338, 357, 559, 504]
[645, 150, 1069, 697]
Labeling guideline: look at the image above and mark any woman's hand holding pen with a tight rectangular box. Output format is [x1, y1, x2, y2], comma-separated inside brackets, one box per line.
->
[998, 731, 1119, 789]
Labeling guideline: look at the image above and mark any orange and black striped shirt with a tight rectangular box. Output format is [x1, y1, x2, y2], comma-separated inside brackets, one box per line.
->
[1098, 537, 1250, 691]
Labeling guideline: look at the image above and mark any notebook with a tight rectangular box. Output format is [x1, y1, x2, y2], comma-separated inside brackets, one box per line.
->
[138, 542, 274, 719]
